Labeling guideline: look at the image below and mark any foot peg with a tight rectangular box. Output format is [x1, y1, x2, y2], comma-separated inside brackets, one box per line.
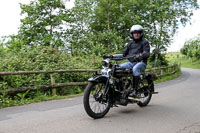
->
[151, 92, 158, 94]
[129, 90, 137, 98]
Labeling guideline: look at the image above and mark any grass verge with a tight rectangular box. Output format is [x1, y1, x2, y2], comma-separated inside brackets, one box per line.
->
[154, 69, 182, 84]
[0, 92, 84, 109]
[166, 52, 200, 69]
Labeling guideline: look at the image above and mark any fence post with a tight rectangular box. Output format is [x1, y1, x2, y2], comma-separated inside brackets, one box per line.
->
[173, 65, 176, 71]
[178, 62, 181, 67]
[167, 66, 169, 74]
[50, 74, 56, 95]
[161, 69, 163, 76]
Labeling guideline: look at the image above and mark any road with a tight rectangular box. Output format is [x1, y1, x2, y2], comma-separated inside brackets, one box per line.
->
[0, 68, 200, 133]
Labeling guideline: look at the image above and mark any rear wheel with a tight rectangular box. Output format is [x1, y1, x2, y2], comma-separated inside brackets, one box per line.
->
[137, 79, 153, 107]
[83, 82, 111, 119]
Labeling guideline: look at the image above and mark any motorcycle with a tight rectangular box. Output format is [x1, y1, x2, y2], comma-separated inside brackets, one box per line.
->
[83, 54, 158, 119]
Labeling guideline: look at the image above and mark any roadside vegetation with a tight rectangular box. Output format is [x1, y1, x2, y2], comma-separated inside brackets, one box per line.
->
[0, 46, 181, 108]
[0, 0, 198, 108]
[167, 52, 200, 69]
[167, 34, 200, 69]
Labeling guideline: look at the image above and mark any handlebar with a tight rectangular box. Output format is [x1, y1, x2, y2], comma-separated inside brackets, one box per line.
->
[112, 55, 136, 61]
[103, 54, 136, 61]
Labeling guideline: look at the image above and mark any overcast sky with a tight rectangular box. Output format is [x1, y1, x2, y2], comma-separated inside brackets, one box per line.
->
[0, 0, 199, 52]
[0, 0, 74, 37]
[0, 0, 29, 37]
[168, 8, 200, 52]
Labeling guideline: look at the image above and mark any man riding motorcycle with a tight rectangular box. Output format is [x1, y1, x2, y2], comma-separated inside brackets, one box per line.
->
[120, 24, 150, 98]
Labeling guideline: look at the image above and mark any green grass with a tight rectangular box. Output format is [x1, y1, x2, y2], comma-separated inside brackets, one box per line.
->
[0, 92, 84, 109]
[166, 52, 200, 69]
[154, 69, 182, 84]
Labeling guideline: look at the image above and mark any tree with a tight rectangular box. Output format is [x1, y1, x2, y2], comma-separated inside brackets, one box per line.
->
[69, 0, 199, 58]
[180, 44, 189, 56]
[180, 34, 200, 63]
[7, 0, 72, 48]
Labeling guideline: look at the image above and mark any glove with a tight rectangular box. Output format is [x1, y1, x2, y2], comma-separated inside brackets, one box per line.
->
[103, 54, 113, 59]
[134, 53, 143, 62]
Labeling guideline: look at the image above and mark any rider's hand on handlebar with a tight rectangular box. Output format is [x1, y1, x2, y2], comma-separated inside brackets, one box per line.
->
[103, 54, 113, 59]
[134, 53, 143, 61]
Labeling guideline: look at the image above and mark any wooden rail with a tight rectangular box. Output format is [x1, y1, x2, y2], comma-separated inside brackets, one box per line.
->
[0, 64, 179, 94]
[0, 69, 98, 75]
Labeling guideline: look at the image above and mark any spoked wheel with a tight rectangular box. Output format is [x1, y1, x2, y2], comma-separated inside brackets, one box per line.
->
[137, 79, 153, 107]
[83, 82, 111, 119]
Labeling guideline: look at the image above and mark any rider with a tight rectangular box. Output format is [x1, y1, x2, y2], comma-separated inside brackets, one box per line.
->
[120, 24, 150, 97]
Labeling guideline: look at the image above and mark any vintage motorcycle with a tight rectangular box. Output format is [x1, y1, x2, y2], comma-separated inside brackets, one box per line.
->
[83, 54, 158, 119]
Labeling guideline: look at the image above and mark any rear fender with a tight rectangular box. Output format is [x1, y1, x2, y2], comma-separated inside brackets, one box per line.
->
[145, 73, 157, 81]
[145, 74, 155, 92]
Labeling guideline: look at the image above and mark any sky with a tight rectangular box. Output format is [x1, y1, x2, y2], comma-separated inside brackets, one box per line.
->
[0, 0, 29, 37]
[167, 8, 200, 52]
[0, 0, 199, 52]
[0, 0, 74, 37]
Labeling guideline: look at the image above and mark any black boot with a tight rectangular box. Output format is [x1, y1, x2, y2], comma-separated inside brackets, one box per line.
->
[129, 76, 140, 97]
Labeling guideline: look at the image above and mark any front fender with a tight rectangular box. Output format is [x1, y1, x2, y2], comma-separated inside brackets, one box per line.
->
[88, 75, 109, 83]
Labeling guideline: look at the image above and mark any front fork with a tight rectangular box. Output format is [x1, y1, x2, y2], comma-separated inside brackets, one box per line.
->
[102, 77, 117, 104]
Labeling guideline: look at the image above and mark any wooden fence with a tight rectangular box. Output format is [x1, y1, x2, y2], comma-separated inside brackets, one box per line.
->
[0, 64, 179, 95]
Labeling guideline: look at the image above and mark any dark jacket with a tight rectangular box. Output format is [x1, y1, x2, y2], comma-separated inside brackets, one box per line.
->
[122, 38, 150, 64]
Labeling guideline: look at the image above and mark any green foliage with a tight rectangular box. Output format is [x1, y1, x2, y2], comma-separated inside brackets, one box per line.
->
[180, 34, 200, 61]
[0, 90, 83, 108]
[180, 44, 189, 56]
[167, 52, 200, 69]
[17, 90, 30, 101]
[154, 65, 182, 84]
[1, 0, 199, 59]
[0, 39, 8, 57]
[68, 0, 199, 56]
[0, 90, 49, 108]
[0, 45, 103, 108]
[4, 0, 72, 48]
[148, 53, 169, 67]
[0, 46, 102, 91]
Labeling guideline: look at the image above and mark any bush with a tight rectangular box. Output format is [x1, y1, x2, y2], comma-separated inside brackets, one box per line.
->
[0, 46, 102, 95]
[148, 53, 168, 67]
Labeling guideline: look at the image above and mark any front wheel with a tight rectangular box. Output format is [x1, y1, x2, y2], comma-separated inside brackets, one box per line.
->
[83, 82, 111, 119]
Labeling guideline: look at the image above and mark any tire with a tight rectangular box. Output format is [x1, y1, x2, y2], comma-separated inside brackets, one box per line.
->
[83, 82, 111, 119]
[137, 93, 152, 107]
[137, 79, 153, 107]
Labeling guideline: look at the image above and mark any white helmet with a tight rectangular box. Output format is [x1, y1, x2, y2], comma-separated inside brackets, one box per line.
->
[130, 24, 144, 39]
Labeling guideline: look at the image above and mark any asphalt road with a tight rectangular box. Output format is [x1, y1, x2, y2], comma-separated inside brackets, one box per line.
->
[0, 68, 200, 133]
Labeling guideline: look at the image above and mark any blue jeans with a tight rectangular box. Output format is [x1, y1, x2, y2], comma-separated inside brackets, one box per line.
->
[120, 62, 146, 76]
